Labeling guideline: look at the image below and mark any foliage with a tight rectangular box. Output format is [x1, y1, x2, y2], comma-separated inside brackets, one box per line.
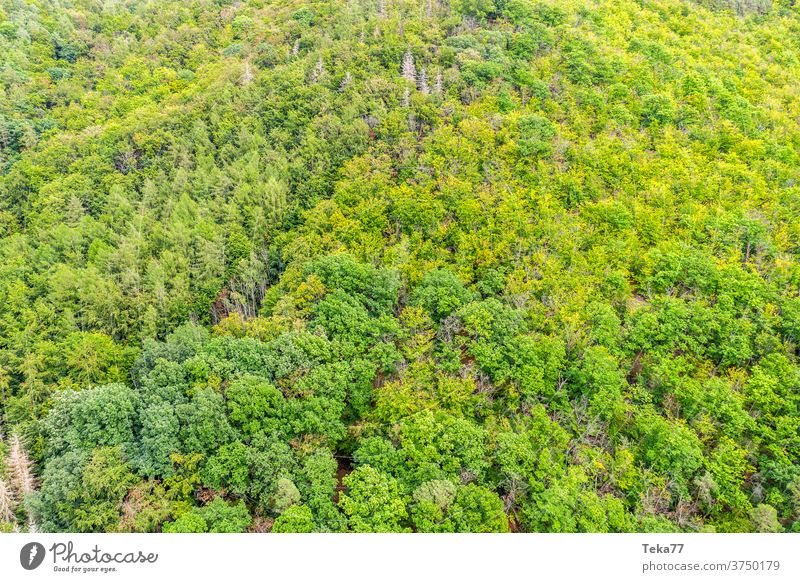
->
[2, 0, 800, 533]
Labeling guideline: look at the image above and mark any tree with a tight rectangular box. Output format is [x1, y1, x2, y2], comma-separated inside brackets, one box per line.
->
[522, 467, 632, 533]
[201, 442, 250, 496]
[163, 498, 251, 533]
[750, 504, 782, 533]
[176, 388, 236, 456]
[410, 480, 457, 532]
[272, 504, 315, 533]
[449, 484, 509, 533]
[30, 451, 89, 532]
[636, 414, 704, 500]
[411, 481, 508, 532]
[0, 477, 16, 525]
[74, 447, 138, 532]
[517, 115, 555, 158]
[402, 51, 417, 83]
[297, 449, 345, 532]
[248, 436, 298, 512]
[339, 466, 409, 532]
[454, 0, 497, 19]
[6, 434, 36, 499]
[225, 375, 285, 437]
[409, 269, 475, 322]
[272, 477, 301, 514]
[135, 402, 180, 478]
[43, 384, 138, 456]
[195, 497, 252, 533]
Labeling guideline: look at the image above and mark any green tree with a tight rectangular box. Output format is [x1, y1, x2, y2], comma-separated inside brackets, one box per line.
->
[272, 504, 315, 533]
[339, 466, 410, 532]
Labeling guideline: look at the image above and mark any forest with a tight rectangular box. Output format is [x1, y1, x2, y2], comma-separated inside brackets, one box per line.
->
[0, 0, 798, 533]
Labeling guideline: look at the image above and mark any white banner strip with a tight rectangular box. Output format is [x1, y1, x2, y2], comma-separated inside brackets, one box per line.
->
[0, 534, 796, 582]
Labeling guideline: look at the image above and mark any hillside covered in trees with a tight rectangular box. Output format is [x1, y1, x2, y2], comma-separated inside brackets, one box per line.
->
[0, 0, 799, 533]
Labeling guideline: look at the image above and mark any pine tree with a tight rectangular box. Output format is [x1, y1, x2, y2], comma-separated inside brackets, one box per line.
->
[339, 71, 353, 92]
[402, 50, 416, 83]
[0, 478, 16, 524]
[7, 435, 36, 499]
[435, 71, 443, 95]
[418, 67, 430, 94]
[311, 58, 325, 83]
[241, 60, 254, 86]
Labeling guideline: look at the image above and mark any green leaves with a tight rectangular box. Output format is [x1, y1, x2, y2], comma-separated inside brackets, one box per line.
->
[517, 114, 555, 158]
[32, 446, 137, 533]
[636, 414, 704, 499]
[454, 0, 498, 20]
[43, 384, 138, 457]
[304, 254, 400, 316]
[641, 94, 677, 127]
[163, 497, 251, 533]
[225, 376, 285, 437]
[272, 504, 315, 533]
[411, 480, 508, 532]
[521, 467, 633, 533]
[409, 269, 476, 322]
[339, 467, 409, 533]
[176, 388, 236, 457]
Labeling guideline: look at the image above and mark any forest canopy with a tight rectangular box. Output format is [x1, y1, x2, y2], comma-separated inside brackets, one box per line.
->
[0, 0, 799, 533]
